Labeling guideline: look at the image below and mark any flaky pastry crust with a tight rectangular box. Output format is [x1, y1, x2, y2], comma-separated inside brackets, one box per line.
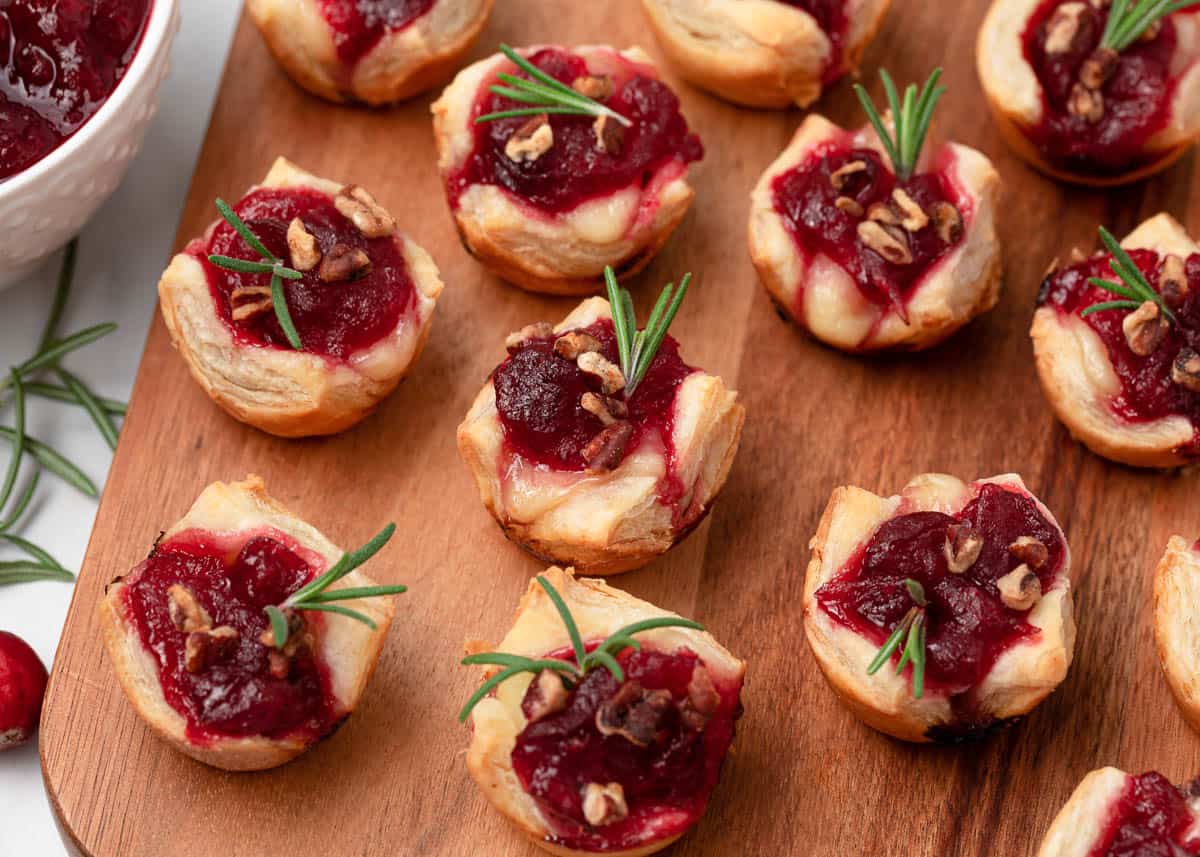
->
[748, 114, 1002, 352]
[99, 476, 396, 771]
[463, 566, 746, 857]
[1154, 535, 1200, 734]
[158, 157, 444, 438]
[802, 473, 1075, 743]
[457, 298, 744, 575]
[1031, 213, 1197, 469]
[432, 46, 698, 295]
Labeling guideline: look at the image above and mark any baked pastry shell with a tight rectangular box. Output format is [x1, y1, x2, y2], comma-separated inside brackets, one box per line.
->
[1154, 535, 1200, 734]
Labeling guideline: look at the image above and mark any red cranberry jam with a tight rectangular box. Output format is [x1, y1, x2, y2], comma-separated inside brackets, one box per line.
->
[816, 483, 1066, 697]
[194, 187, 415, 360]
[0, 0, 152, 180]
[120, 530, 338, 744]
[447, 48, 703, 214]
[777, 0, 849, 80]
[316, 0, 435, 67]
[1038, 249, 1200, 454]
[511, 647, 742, 852]
[772, 144, 966, 312]
[1089, 772, 1200, 857]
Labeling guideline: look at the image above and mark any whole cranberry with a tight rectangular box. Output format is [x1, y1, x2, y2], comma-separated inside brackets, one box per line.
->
[0, 631, 48, 750]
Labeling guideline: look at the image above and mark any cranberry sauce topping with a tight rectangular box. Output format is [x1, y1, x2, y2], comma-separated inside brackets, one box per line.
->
[195, 187, 415, 360]
[0, 0, 152, 180]
[1089, 773, 1200, 857]
[1038, 249, 1200, 452]
[511, 647, 742, 852]
[316, 0, 435, 67]
[1022, 0, 1190, 176]
[777, 0, 849, 79]
[771, 144, 966, 312]
[816, 483, 1066, 695]
[447, 48, 703, 214]
[121, 531, 337, 744]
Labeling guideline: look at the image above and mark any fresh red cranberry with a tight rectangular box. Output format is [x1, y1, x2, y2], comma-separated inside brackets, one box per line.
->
[316, 0, 436, 67]
[777, 0, 849, 80]
[1090, 772, 1200, 856]
[0, 631, 49, 751]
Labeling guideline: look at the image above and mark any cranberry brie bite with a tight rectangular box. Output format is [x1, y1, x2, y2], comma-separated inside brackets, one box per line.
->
[99, 476, 405, 771]
[246, 0, 493, 105]
[978, 0, 1200, 186]
[640, 0, 892, 109]
[460, 568, 745, 856]
[457, 273, 744, 575]
[158, 158, 444, 438]
[1036, 768, 1200, 857]
[1154, 535, 1200, 734]
[1033, 215, 1200, 468]
[803, 473, 1074, 742]
[749, 70, 1002, 352]
[433, 44, 703, 295]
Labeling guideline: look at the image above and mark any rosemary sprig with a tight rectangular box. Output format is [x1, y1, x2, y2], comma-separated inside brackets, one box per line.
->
[866, 578, 929, 699]
[475, 44, 632, 127]
[263, 523, 405, 648]
[853, 68, 945, 182]
[603, 266, 692, 398]
[458, 575, 703, 722]
[1102, 0, 1200, 52]
[206, 199, 304, 350]
[1081, 226, 1177, 322]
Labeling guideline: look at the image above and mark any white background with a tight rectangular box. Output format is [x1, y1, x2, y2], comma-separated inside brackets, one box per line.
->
[0, 2, 242, 852]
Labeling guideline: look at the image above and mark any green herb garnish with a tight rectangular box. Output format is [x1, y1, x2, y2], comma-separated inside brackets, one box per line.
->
[1101, 0, 1199, 52]
[866, 578, 929, 699]
[853, 68, 945, 182]
[603, 266, 691, 397]
[474, 44, 632, 127]
[1080, 226, 1177, 322]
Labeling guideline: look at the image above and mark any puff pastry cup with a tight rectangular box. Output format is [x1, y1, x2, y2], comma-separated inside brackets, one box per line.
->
[977, 0, 1200, 186]
[432, 45, 702, 295]
[803, 473, 1075, 743]
[246, 0, 493, 105]
[1035, 767, 1200, 857]
[463, 567, 746, 857]
[99, 476, 397, 771]
[159, 157, 444, 438]
[1155, 535, 1200, 734]
[1032, 214, 1200, 469]
[640, 0, 891, 109]
[457, 297, 744, 576]
[748, 114, 1002, 352]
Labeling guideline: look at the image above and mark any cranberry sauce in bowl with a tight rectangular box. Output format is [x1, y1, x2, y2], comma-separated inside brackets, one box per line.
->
[120, 530, 337, 744]
[447, 48, 703, 214]
[777, 0, 849, 80]
[0, 0, 152, 180]
[511, 646, 742, 852]
[316, 0, 435, 67]
[1089, 773, 1200, 857]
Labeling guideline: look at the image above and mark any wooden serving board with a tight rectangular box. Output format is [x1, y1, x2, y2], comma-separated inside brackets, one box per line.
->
[39, 2, 1200, 855]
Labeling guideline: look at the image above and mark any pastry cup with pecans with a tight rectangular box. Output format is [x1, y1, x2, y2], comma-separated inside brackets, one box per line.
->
[246, 0, 493, 105]
[1154, 535, 1200, 734]
[1032, 214, 1200, 468]
[640, 0, 892, 109]
[461, 567, 746, 857]
[432, 44, 703, 295]
[99, 476, 404, 771]
[158, 157, 444, 438]
[803, 472, 1074, 743]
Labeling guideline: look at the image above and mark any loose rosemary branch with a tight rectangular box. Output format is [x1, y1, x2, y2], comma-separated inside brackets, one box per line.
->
[853, 68, 945, 182]
[1081, 226, 1177, 322]
[603, 266, 692, 398]
[1102, 0, 1200, 52]
[866, 578, 929, 699]
[475, 44, 631, 127]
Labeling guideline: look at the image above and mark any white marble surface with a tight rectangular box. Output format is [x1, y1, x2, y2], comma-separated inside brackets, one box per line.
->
[0, 2, 241, 852]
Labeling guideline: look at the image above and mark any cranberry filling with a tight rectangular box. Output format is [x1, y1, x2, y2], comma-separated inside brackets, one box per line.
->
[316, 0, 435, 67]
[194, 187, 415, 361]
[120, 531, 338, 744]
[776, 0, 849, 81]
[1089, 772, 1200, 857]
[816, 484, 1066, 696]
[447, 48, 703, 214]
[510, 647, 742, 852]
[0, 0, 152, 180]
[771, 144, 966, 313]
[1038, 249, 1200, 455]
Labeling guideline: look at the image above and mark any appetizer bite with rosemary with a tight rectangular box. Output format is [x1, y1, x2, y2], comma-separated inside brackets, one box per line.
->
[99, 476, 405, 771]
[460, 568, 746, 857]
[1154, 535, 1200, 734]
[246, 0, 493, 104]
[640, 0, 892, 108]
[1033, 215, 1200, 467]
[1035, 768, 1200, 857]
[432, 44, 703, 295]
[748, 69, 1002, 352]
[158, 157, 444, 438]
[978, 0, 1200, 186]
[457, 270, 744, 575]
[803, 473, 1074, 742]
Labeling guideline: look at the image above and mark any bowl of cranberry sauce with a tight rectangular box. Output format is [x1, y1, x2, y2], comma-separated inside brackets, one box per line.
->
[0, 0, 180, 288]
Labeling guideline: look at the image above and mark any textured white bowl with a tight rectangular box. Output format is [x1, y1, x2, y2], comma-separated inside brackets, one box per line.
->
[0, 0, 181, 289]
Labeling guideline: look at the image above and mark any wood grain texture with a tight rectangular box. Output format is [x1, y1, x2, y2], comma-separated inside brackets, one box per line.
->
[39, 2, 1200, 856]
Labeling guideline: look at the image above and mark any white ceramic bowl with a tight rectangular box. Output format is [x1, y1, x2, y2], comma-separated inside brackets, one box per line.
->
[0, 0, 181, 290]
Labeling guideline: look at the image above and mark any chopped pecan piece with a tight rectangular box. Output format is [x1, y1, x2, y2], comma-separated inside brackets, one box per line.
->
[505, 114, 554, 163]
[184, 626, 238, 674]
[891, 188, 929, 232]
[525, 670, 569, 723]
[943, 523, 983, 574]
[679, 665, 720, 731]
[1080, 47, 1119, 89]
[268, 650, 291, 679]
[866, 201, 901, 227]
[581, 392, 628, 426]
[1009, 536, 1049, 569]
[319, 244, 372, 283]
[335, 185, 396, 238]
[230, 285, 273, 322]
[857, 221, 913, 265]
[835, 196, 864, 217]
[593, 114, 624, 156]
[168, 584, 212, 633]
[595, 681, 673, 746]
[1160, 254, 1189, 310]
[577, 351, 626, 394]
[997, 565, 1042, 611]
[1044, 2, 1090, 54]
[287, 217, 321, 272]
[258, 608, 306, 652]
[932, 202, 963, 244]
[1068, 83, 1103, 122]
[582, 421, 634, 473]
[553, 331, 602, 360]
[505, 321, 554, 352]
[572, 74, 614, 101]
[1173, 348, 1200, 392]
[1121, 301, 1168, 356]
[830, 160, 868, 191]
[582, 782, 628, 827]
